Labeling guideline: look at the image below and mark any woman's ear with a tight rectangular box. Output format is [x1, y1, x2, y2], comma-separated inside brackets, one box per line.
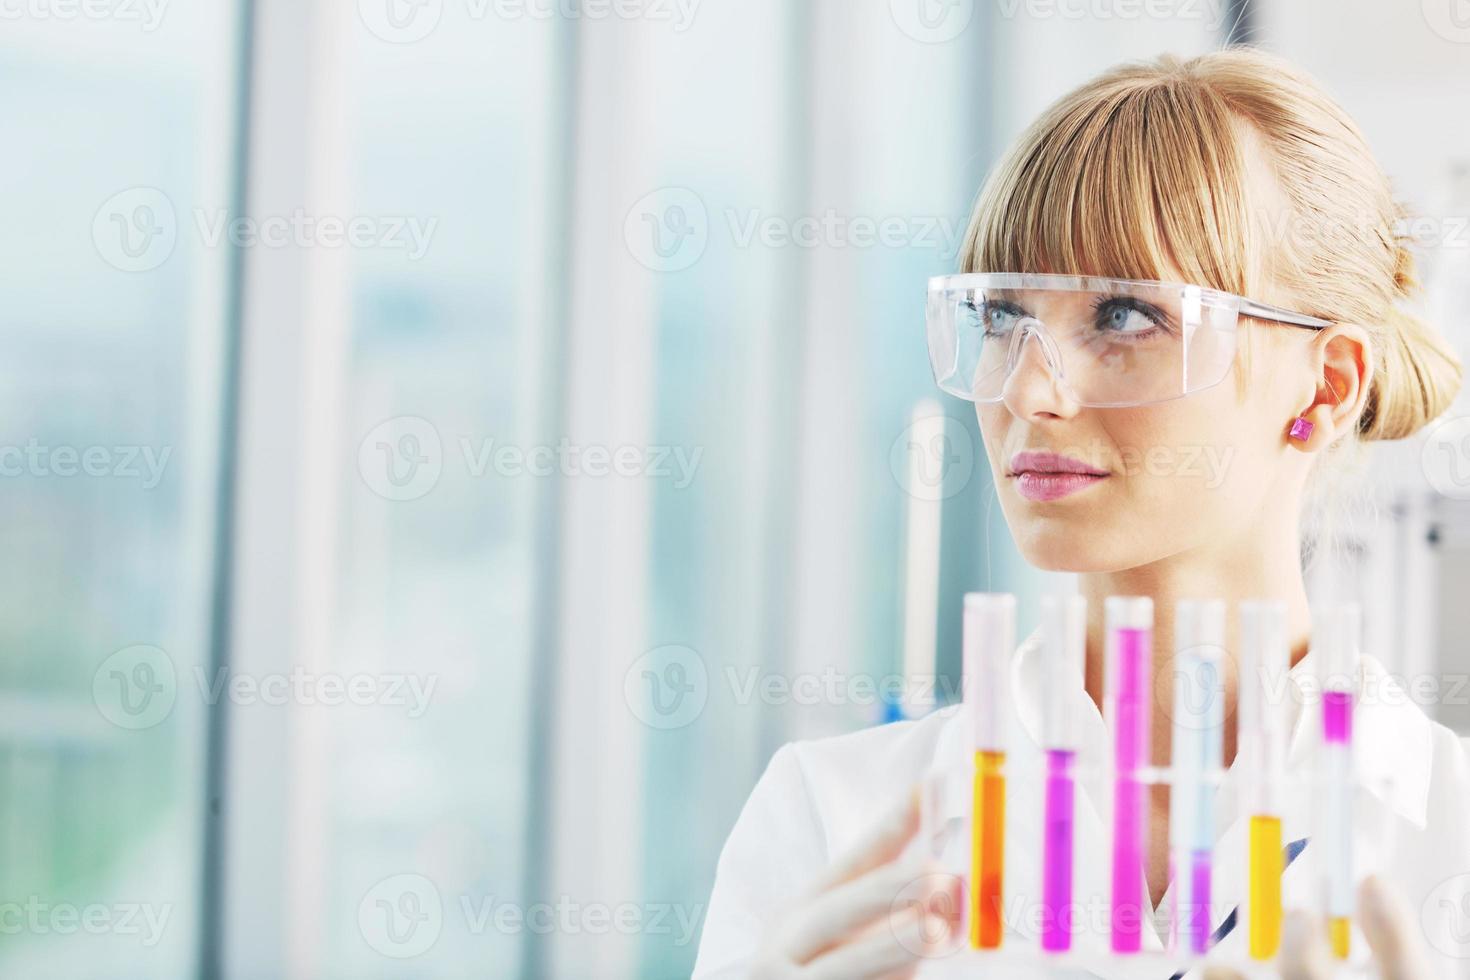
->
[1288, 324, 1374, 452]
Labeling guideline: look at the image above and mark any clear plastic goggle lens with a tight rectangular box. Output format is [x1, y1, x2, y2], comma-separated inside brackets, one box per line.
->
[925, 274, 1328, 408]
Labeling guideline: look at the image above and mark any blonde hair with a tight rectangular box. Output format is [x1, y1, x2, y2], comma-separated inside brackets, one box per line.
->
[958, 47, 1461, 442]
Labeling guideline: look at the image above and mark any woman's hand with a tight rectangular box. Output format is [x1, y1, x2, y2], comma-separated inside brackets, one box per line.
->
[749, 789, 962, 979]
[1205, 876, 1436, 980]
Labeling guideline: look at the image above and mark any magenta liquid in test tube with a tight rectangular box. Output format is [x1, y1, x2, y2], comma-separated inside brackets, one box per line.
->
[1040, 595, 1086, 953]
[1106, 596, 1153, 954]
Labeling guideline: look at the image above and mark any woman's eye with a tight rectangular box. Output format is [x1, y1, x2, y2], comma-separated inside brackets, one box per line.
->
[960, 301, 1020, 338]
[979, 302, 1024, 337]
[1093, 298, 1165, 336]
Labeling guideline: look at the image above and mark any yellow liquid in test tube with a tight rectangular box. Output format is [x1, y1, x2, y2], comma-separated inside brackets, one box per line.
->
[1248, 815, 1283, 958]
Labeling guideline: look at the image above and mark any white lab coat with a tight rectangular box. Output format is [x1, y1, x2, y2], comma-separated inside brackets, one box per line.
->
[694, 630, 1470, 979]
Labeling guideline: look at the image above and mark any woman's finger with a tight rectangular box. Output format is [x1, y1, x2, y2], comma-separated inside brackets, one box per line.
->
[783, 858, 946, 964]
[1279, 909, 1335, 980]
[1358, 875, 1435, 980]
[806, 789, 922, 895]
[1200, 968, 1246, 980]
[803, 894, 958, 980]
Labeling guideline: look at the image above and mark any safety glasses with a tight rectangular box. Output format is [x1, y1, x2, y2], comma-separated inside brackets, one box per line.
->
[926, 273, 1332, 407]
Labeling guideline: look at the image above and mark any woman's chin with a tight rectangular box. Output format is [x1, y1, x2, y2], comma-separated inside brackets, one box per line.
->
[1013, 527, 1153, 574]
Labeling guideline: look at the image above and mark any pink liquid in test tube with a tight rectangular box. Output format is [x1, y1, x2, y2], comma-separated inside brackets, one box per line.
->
[1039, 595, 1085, 953]
[1042, 749, 1076, 950]
[1107, 597, 1152, 954]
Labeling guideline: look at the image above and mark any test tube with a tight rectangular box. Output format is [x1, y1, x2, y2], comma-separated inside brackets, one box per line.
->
[964, 593, 1014, 949]
[1106, 596, 1153, 954]
[1240, 600, 1289, 959]
[1317, 603, 1359, 959]
[1169, 599, 1225, 955]
[1039, 595, 1086, 953]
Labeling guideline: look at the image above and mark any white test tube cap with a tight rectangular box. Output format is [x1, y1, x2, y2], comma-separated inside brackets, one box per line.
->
[964, 592, 1015, 752]
[1238, 600, 1289, 739]
[1172, 599, 1226, 770]
[1104, 596, 1153, 701]
[1039, 594, 1086, 750]
[1314, 602, 1361, 693]
[1105, 595, 1153, 631]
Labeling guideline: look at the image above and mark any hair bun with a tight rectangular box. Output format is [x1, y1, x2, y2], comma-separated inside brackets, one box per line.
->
[1359, 303, 1463, 442]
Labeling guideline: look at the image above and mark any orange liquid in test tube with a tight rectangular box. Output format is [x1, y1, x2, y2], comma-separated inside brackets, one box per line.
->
[971, 750, 1005, 948]
[963, 593, 1014, 951]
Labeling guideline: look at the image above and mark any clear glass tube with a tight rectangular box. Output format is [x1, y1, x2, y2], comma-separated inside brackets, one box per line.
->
[1316, 602, 1359, 959]
[1169, 599, 1225, 955]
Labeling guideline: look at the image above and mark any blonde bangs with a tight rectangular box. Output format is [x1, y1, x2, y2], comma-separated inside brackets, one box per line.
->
[955, 47, 1461, 442]
[961, 67, 1257, 296]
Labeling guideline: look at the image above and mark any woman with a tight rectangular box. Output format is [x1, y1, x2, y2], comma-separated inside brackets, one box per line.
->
[693, 48, 1469, 979]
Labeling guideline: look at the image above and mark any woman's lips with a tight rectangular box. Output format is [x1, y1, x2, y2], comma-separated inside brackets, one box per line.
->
[1008, 450, 1109, 502]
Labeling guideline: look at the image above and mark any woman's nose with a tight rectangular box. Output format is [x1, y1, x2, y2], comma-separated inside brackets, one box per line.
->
[1001, 324, 1081, 420]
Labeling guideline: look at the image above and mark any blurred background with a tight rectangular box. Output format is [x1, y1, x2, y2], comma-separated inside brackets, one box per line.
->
[3, 0, 1469, 977]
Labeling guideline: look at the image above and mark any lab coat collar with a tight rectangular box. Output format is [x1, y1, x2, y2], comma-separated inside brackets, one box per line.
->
[933, 627, 1434, 831]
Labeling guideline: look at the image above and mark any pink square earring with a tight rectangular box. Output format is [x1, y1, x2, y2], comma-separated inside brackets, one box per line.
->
[1288, 417, 1315, 442]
